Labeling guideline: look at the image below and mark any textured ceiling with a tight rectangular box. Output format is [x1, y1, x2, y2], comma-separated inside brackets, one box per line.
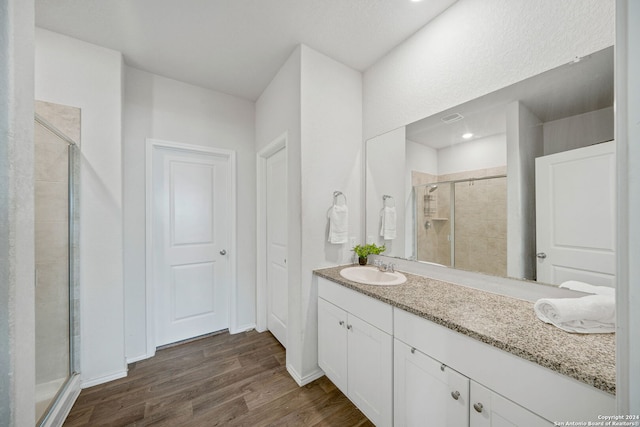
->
[35, 0, 457, 100]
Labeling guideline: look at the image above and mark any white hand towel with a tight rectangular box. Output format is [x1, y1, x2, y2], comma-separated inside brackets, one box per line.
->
[533, 294, 615, 333]
[328, 205, 348, 244]
[380, 206, 397, 240]
[559, 280, 615, 297]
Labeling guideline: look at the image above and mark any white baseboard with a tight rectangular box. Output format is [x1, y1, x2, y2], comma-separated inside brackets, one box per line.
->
[81, 369, 127, 389]
[41, 374, 81, 427]
[126, 353, 151, 364]
[286, 364, 325, 386]
[230, 323, 256, 334]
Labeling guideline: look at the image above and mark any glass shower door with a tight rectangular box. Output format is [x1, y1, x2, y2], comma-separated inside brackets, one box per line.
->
[34, 114, 77, 425]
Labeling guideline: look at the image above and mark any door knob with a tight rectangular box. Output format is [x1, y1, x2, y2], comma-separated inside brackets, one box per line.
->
[220, 249, 227, 255]
[536, 252, 547, 259]
[451, 391, 460, 400]
[473, 402, 484, 413]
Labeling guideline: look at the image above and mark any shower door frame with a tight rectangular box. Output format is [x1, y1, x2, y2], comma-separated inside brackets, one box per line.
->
[34, 113, 82, 427]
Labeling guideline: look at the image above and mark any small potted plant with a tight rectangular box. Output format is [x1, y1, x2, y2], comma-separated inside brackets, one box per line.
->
[352, 243, 386, 265]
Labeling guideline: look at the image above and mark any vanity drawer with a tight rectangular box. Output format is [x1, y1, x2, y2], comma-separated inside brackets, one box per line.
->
[318, 277, 393, 334]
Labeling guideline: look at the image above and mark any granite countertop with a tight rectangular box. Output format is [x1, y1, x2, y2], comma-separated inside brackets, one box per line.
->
[314, 265, 616, 395]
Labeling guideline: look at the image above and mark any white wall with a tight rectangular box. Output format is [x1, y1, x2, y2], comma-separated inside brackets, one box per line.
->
[363, 0, 615, 141]
[0, 0, 35, 424]
[123, 66, 256, 361]
[616, 0, 640, 414]
[255, 45, 362, 384]
[35, 28, 125, 387]
[543, 107, 614, 155]
[506, 102, 543, 280]
[299, 45, 363, 380]
[366, 127, 406, 255]
[255, 46, 304, 377]
[438, 133, 507, 175]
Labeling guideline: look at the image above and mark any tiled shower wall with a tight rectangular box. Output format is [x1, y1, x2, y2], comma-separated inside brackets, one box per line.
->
[413, 166, 507, 277]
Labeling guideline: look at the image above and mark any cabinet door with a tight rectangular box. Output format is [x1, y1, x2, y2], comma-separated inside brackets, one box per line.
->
[318, 298, 348, 394]
[394, 339, 469, 427]
[347, 314, 393, 427]
[470, 381, 553, 427]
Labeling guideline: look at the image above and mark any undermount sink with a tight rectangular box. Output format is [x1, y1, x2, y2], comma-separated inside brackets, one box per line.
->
[339, 266, 407, 286]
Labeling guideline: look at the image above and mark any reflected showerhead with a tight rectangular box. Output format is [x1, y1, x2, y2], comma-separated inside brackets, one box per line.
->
[428, 185, 438, 193]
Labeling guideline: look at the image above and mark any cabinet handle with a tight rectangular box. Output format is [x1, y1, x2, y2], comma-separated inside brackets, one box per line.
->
[339, 320, 344, 326]
[347, 324, 352, 330]
[410, 347, 416, 354]
[473, 402, 484, 413]
[451, 391, 460, 400]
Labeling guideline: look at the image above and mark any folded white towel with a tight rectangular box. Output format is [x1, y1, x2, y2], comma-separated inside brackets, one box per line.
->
[559, 280, 615, 297]
[533, 294, 615, 333]
[328, 205, 348, 244]
[380, 206, 397, 240]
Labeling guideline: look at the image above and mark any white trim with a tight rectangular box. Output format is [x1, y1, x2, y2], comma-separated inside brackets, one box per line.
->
[126, 353, 151, 364]
[256, 133, 288, 333]
[145, 138, 238, 356]
[286, 363, 325, 386]
[41, 374, 81, 427]
[81, 369, 127, 389]
[230, 323, 256, 334]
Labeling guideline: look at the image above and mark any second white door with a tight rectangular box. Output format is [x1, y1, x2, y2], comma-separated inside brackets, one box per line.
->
[152, 145, 231, 347]
[266, 147, 288, 347]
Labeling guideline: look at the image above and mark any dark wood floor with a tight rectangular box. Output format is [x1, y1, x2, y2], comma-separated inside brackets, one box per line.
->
[63, 330, 374, 427]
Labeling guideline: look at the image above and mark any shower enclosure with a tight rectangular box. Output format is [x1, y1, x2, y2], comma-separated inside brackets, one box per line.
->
[415, 175, 507, 277]
[34, 102, 80, 426]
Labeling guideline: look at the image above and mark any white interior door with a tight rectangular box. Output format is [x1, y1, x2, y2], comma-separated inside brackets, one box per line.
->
[266, 147, 288, 347]
[152, 146, 230, 347]
[535, 141, 616, 286]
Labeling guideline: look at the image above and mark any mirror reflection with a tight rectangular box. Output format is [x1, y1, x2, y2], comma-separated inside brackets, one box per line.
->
[365, 46, 614, 285]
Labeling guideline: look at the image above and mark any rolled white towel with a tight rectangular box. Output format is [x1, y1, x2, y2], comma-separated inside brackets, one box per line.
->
[559, 280, 615, 297]
[328, 205, 348, 244]
[380, 206, 397, 240]
[533, 295, 615, 334]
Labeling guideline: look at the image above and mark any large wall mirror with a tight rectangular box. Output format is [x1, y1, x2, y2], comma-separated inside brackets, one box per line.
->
[366, 46, 615, 287]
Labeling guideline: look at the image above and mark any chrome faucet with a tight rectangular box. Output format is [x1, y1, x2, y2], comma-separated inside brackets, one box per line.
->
[373, 260, 395, 273]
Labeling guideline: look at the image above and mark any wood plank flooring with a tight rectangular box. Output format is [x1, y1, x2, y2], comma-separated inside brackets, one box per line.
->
[63, 330, 374, 427]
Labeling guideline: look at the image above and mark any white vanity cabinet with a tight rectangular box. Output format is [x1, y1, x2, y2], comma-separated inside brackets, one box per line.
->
[394, 339, 469, 426]
[469, 381, 551, 427]
[394, 308, 615, 425]
[317, 277, 393, 427]
[394, 339, 549, 427]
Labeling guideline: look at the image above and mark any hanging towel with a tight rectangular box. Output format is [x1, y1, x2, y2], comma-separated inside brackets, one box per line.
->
[380, 206, 397, 240]
[559, 280, 615, 297]
[328, 205, 348, 244]
[533, 294, 615, 333]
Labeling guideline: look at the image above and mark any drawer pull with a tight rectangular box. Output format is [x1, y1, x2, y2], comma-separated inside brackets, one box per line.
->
[451, 391, 460, 400]
[347, 324, 352, 330]
[339, 320, 344, 326]
[410, 347, 416, 354]
[473, 402, 484, 413]
[440, 363, 446, 372]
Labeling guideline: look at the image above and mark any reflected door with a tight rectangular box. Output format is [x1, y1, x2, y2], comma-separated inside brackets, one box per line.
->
[152, 146, 230, 346]
[535, 141, 616, 286]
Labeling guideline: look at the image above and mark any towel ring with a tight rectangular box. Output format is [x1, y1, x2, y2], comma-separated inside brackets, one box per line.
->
[383, 194, 395, 207]
[333, 191, 347, 206]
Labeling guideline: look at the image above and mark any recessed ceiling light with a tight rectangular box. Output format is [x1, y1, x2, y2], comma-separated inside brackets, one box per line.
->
[411, 0, 423, 2]
[462, 133, 473, 139]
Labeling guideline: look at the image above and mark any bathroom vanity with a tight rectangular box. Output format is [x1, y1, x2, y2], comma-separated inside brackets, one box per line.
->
[315, 266, 615, 427]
